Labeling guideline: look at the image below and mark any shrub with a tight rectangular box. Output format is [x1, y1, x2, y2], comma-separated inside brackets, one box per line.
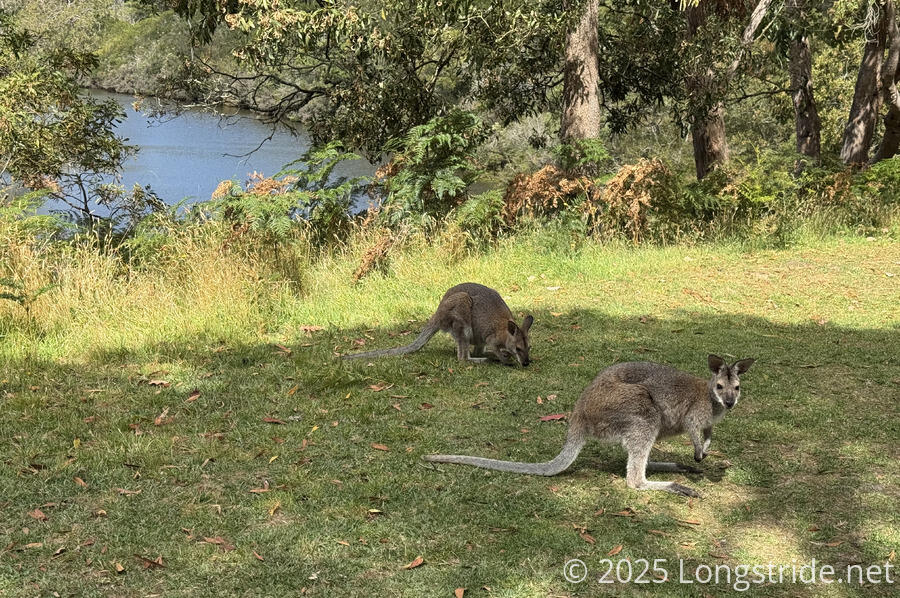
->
[378, 111, 488, 225]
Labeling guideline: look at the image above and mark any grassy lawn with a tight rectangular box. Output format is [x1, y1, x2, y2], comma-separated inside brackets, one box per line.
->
[1, 233, 898, 596]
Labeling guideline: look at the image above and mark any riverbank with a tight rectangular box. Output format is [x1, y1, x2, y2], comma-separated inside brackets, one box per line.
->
[1, 227, 898, 596]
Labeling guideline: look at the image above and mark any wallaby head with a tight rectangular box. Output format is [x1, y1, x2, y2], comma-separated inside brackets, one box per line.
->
[707, 354, 755, 410]
[500, 315, 533, 366]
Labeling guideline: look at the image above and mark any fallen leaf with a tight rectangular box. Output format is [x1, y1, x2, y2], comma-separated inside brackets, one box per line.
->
[286, 385, 299, 396]
[134, 554, 165, 569]
[147, 380, 170, 387]
[186, 389, 201, 402]
[28, 509, 47, 521]
[709, 552, 729, 559]
[454, 589, 465, 598]
[253, 550, 264, 561]
[546, 286, 561, 291]
[73, 477, 87, 488]
[607, 544, 623, 556]
[419, 403, 433, 410]
[539, 413, 567, 421]
[610, 508, 636, 517]
[273, 343, 292, 355]
[368, 383, 393, 392]
[263, 417, 286, 425]
[249, 481, 271, 493]
[550, 312, 563, 317]
[300, 325, 324, 335]
[677, 518, 701, 526]
[114, 562, 125, 573]
[337, 540, 350, 546]
[808, 525, 820, 532]
[402, 556, 424, 570]
[371, 443, 389, 451]
[201, 536, 235, 551]
[116, 488, 141, 496]
[268, 501, 281, 516]
[474, 382, 488, 388]
[23, 542, 43, 549]
[580, 531, 596, 545]
[153, 407, 171, 426]
[391, 403, 402, 411]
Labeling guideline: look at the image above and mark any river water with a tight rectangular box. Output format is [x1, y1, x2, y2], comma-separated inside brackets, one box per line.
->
[85, 90, 373, 210]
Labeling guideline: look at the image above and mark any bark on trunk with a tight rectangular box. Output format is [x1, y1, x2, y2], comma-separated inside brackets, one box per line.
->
[686, 4, 728, 180]
[841, 8, 888, 165]
[789, 34, 821, 159]
[872, 1, 900, 163]
[560, 0, 601, 143]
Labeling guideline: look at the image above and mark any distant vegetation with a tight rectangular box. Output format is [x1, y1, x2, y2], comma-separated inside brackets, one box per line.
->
[1, 1, 898, 272]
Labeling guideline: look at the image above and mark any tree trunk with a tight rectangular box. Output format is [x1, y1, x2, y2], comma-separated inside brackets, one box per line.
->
[872, 1, 900, 163]
[789, 35, 821, 159]
[841, 7, 888, 165]
[560, 0, 601, 143]
[686, 4, 728, 180]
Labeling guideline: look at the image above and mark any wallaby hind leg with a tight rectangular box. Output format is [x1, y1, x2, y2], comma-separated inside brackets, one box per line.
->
[625, 436, 700, 497]
[451, 321, 485, 363]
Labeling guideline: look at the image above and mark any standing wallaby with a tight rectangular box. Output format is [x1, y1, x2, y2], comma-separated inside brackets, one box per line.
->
[342, 282, 534, 366]
[424, 354, 755, 497]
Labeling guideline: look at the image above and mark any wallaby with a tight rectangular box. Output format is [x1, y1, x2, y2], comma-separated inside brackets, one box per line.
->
[342, 282, 534, 366]
[424, 354, 755, 497]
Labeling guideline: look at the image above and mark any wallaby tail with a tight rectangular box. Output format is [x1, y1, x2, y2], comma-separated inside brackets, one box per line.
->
[342, 322, 439, 360]
[423, 426, 585, 476]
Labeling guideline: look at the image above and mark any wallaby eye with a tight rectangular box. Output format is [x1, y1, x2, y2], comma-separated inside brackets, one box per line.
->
[735, 385, 740, 391]
[716, 383, 724, 390]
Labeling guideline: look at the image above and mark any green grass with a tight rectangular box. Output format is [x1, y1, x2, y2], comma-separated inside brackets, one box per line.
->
[1, 232, 898, 596]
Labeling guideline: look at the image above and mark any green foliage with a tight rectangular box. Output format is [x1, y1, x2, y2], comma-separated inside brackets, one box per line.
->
[552, 138, 612, 176]
[172, 1, 571, 154]
[450, 189, 506, 242]
[0, 8, 154, 231]
[379, 111, 488, 225]
[210, 142, 367, 245]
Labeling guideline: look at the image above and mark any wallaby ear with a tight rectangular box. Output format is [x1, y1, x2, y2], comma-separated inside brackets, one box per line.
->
[507, 320, 518, 336]
[521, 315, 534, 333]
[708, 354, 726, 373]
[732, 358, 755, 375]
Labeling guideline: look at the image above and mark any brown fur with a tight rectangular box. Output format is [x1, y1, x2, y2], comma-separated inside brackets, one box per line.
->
[342, 282, 534, 366]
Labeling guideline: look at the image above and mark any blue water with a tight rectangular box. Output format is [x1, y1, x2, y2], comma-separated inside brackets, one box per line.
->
[85, 90, 373, 208]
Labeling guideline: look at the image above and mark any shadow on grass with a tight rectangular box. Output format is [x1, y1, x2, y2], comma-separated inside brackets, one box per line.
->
[1, 309, 897, 596]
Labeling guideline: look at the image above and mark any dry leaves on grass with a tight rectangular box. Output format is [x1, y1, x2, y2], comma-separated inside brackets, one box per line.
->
[134, 554, 165, 570]
[28, 508, 47, 521]
[402, 556, 424, 570]
[371, 443, 389, 451]
[539, 413, 567, 422]
[201, 536, 235, 552]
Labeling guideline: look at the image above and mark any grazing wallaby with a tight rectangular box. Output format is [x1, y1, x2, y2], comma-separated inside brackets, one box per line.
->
[342, 282, 534, 366]
[424, 354, 755, 497]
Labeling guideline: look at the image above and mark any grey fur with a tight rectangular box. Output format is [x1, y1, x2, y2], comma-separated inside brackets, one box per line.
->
[425, 354, 755, 497]
[342, 283, 534, 366]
